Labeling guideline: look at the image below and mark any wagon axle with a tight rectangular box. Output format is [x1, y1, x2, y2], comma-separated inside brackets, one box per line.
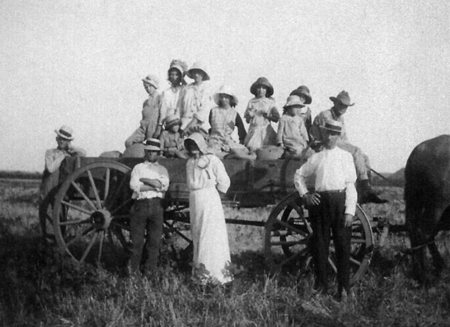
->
[91, 209, 112, 230]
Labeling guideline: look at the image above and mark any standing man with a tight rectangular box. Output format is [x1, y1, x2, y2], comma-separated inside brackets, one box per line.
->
[310, 91, 386, 204]
[129, 138, 170, 276]
[294, 120, 357, 300]
[39, 125, 86, 203]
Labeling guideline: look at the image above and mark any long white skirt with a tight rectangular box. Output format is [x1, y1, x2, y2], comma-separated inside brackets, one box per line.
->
[190, 188, 233, 284]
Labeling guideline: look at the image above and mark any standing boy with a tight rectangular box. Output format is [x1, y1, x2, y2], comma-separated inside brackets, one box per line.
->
[129, 138, 170, 276]
[294, 120, 357, 300]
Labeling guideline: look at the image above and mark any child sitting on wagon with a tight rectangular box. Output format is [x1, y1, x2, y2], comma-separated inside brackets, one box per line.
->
[243, 77, 280, 152]
[277, 95, 309, 158]
[208, 85, 247, 158]
[159, 114, 187, 159]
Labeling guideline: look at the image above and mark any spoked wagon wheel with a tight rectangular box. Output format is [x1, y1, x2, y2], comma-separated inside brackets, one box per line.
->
[265, 192, 374, 285]
[52, 162, 133, 267]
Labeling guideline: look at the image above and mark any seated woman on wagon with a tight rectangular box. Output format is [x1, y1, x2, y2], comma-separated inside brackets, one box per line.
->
[208, 85, 247, 158]
[178, 61, 214, 138]
[243, 77, 280, 152]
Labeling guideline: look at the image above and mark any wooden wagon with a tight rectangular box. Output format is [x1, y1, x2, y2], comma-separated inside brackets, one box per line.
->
[39, 155, 376, 285]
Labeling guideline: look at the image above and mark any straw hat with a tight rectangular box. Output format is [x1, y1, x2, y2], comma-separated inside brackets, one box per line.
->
[143, 138, 161, 151]
[213, 85, 239, 107]
[187, 61, 210, 81]
[329, 91, 354, 106]
[321, 120, 343, 134]
[289, 85, 312, 104]
[55, 125, 74, 140]
[165, 114, 181, 129]
[142, 74, 160, 89]
[250, 77, 274, 97]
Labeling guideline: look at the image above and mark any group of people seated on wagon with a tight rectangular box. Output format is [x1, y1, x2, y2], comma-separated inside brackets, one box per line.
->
[122, 59, 386, 204]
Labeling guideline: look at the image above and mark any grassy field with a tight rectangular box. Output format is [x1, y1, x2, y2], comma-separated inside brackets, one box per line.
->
[1, 180, 450, 326]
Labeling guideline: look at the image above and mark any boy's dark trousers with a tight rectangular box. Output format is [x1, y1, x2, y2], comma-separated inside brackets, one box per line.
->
[129, 198, 164, 274]
[309, 191, 352, 294]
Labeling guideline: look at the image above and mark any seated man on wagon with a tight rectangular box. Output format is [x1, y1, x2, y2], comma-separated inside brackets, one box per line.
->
[310, 91, 386, 204]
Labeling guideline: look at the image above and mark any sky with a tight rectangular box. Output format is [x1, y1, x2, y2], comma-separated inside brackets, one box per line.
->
[1, 0, 449, 173]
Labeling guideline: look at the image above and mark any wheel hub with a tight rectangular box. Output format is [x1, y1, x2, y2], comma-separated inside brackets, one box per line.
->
[91, 209, 112, 230]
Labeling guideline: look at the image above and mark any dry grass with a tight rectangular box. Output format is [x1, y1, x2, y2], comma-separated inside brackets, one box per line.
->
[2, 181, 450, 326]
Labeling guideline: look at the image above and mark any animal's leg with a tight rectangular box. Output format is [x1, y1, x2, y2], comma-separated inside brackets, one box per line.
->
[428, 241, 444, 277]
[407, 205, 429, 283]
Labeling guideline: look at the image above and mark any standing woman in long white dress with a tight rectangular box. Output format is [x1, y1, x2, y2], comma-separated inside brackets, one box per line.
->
[184, 132, 233, 285]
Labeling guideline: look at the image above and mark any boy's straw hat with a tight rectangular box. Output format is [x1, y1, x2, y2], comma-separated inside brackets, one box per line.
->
[55, 125, 74, 140]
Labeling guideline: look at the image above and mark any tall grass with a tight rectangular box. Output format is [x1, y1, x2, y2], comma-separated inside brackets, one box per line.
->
[1, 181, 450, 326]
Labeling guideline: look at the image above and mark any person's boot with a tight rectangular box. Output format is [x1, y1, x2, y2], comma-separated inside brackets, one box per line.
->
[358, 179, 388, 204]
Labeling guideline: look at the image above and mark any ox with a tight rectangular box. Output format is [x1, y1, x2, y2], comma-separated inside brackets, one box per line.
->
[405, 135, 450, 283]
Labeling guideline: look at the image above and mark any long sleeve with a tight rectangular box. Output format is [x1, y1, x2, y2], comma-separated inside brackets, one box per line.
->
[45, 149, 66, 173]
[235, 113, 247, 144]
[243, 101, 253, 124]
[212, 157, 230, 194]
[129, 165, 144, 194]
[158, 93, 167, 126]
[343, 152, 357, 215]
[276, 117, 286, 145]
[268, 102, 280, 123]
[294, 155, 318, 196]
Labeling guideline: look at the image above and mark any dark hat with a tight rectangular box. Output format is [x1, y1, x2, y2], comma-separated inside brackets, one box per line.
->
[289, 85, 312, 104]
[321, 120, 342, 134]
[250, 77, 274, 97]
[165, 114, 181, 129]
[329, 91, 354, 106]
[143, 138, 161, 151]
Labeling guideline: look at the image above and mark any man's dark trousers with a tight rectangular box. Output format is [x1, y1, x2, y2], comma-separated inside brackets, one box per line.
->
[309, 192, 352, 294]
[129, 198, 164, 274]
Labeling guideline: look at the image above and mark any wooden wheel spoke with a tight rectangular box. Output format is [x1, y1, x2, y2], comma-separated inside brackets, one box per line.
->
[97, 231, 105, 264]
[274, 219, 309, 237]
[59, 218, 91, 226]
[106, 175, 128, 207]
[351, 239, 366, 244]
[109, 198, 133, 216]
[328, 257, 337, 274]
[61, 200, 92, 215]
[279, 248, 308, 266]
[110, 227, 130, 250]
[66, 226, 95, 247]
[87, 170, 102, 209]
[270, 239, 307, 247]
[350, 257, 361, 266]
[104, 168, 110, 201]
[70, 181, 97, 211]
[80, 232, 98, 263]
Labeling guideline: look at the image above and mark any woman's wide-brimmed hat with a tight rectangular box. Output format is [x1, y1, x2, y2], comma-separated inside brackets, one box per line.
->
[283, 95, 306, 109]
[329, 90, 354, 106]
[213, 85, 239, 107]
[142, 74, 160, 89]
[289, 85, 312, 104]
[320, 120, 343, 134]
[55, 125, 74, 140]
[165, 114, 181, 129]
[250, 77, 274, 97]
[143, 138, 161, 151]
[187, 61, 210, 81]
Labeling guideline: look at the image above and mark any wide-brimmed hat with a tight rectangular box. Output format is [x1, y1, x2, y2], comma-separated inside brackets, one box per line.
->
[289, 85, 312, 104]
[142, 74, 160, 89]
[187, 61, 210, 81]
[213, 85, 239, 107]
[143, 138, 161, 151]
[329, 91, 354, 106]
[283, 95, 306, 109]
[165, 114, 181, 129]
[321, 120, 343, 134]
[184, 132, 211, 154]
[250, 77, 274, 97]
[55, 125, 74, 140]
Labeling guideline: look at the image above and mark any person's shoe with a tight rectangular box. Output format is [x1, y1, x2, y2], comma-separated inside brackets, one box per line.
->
[358, 179, 388, 204]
